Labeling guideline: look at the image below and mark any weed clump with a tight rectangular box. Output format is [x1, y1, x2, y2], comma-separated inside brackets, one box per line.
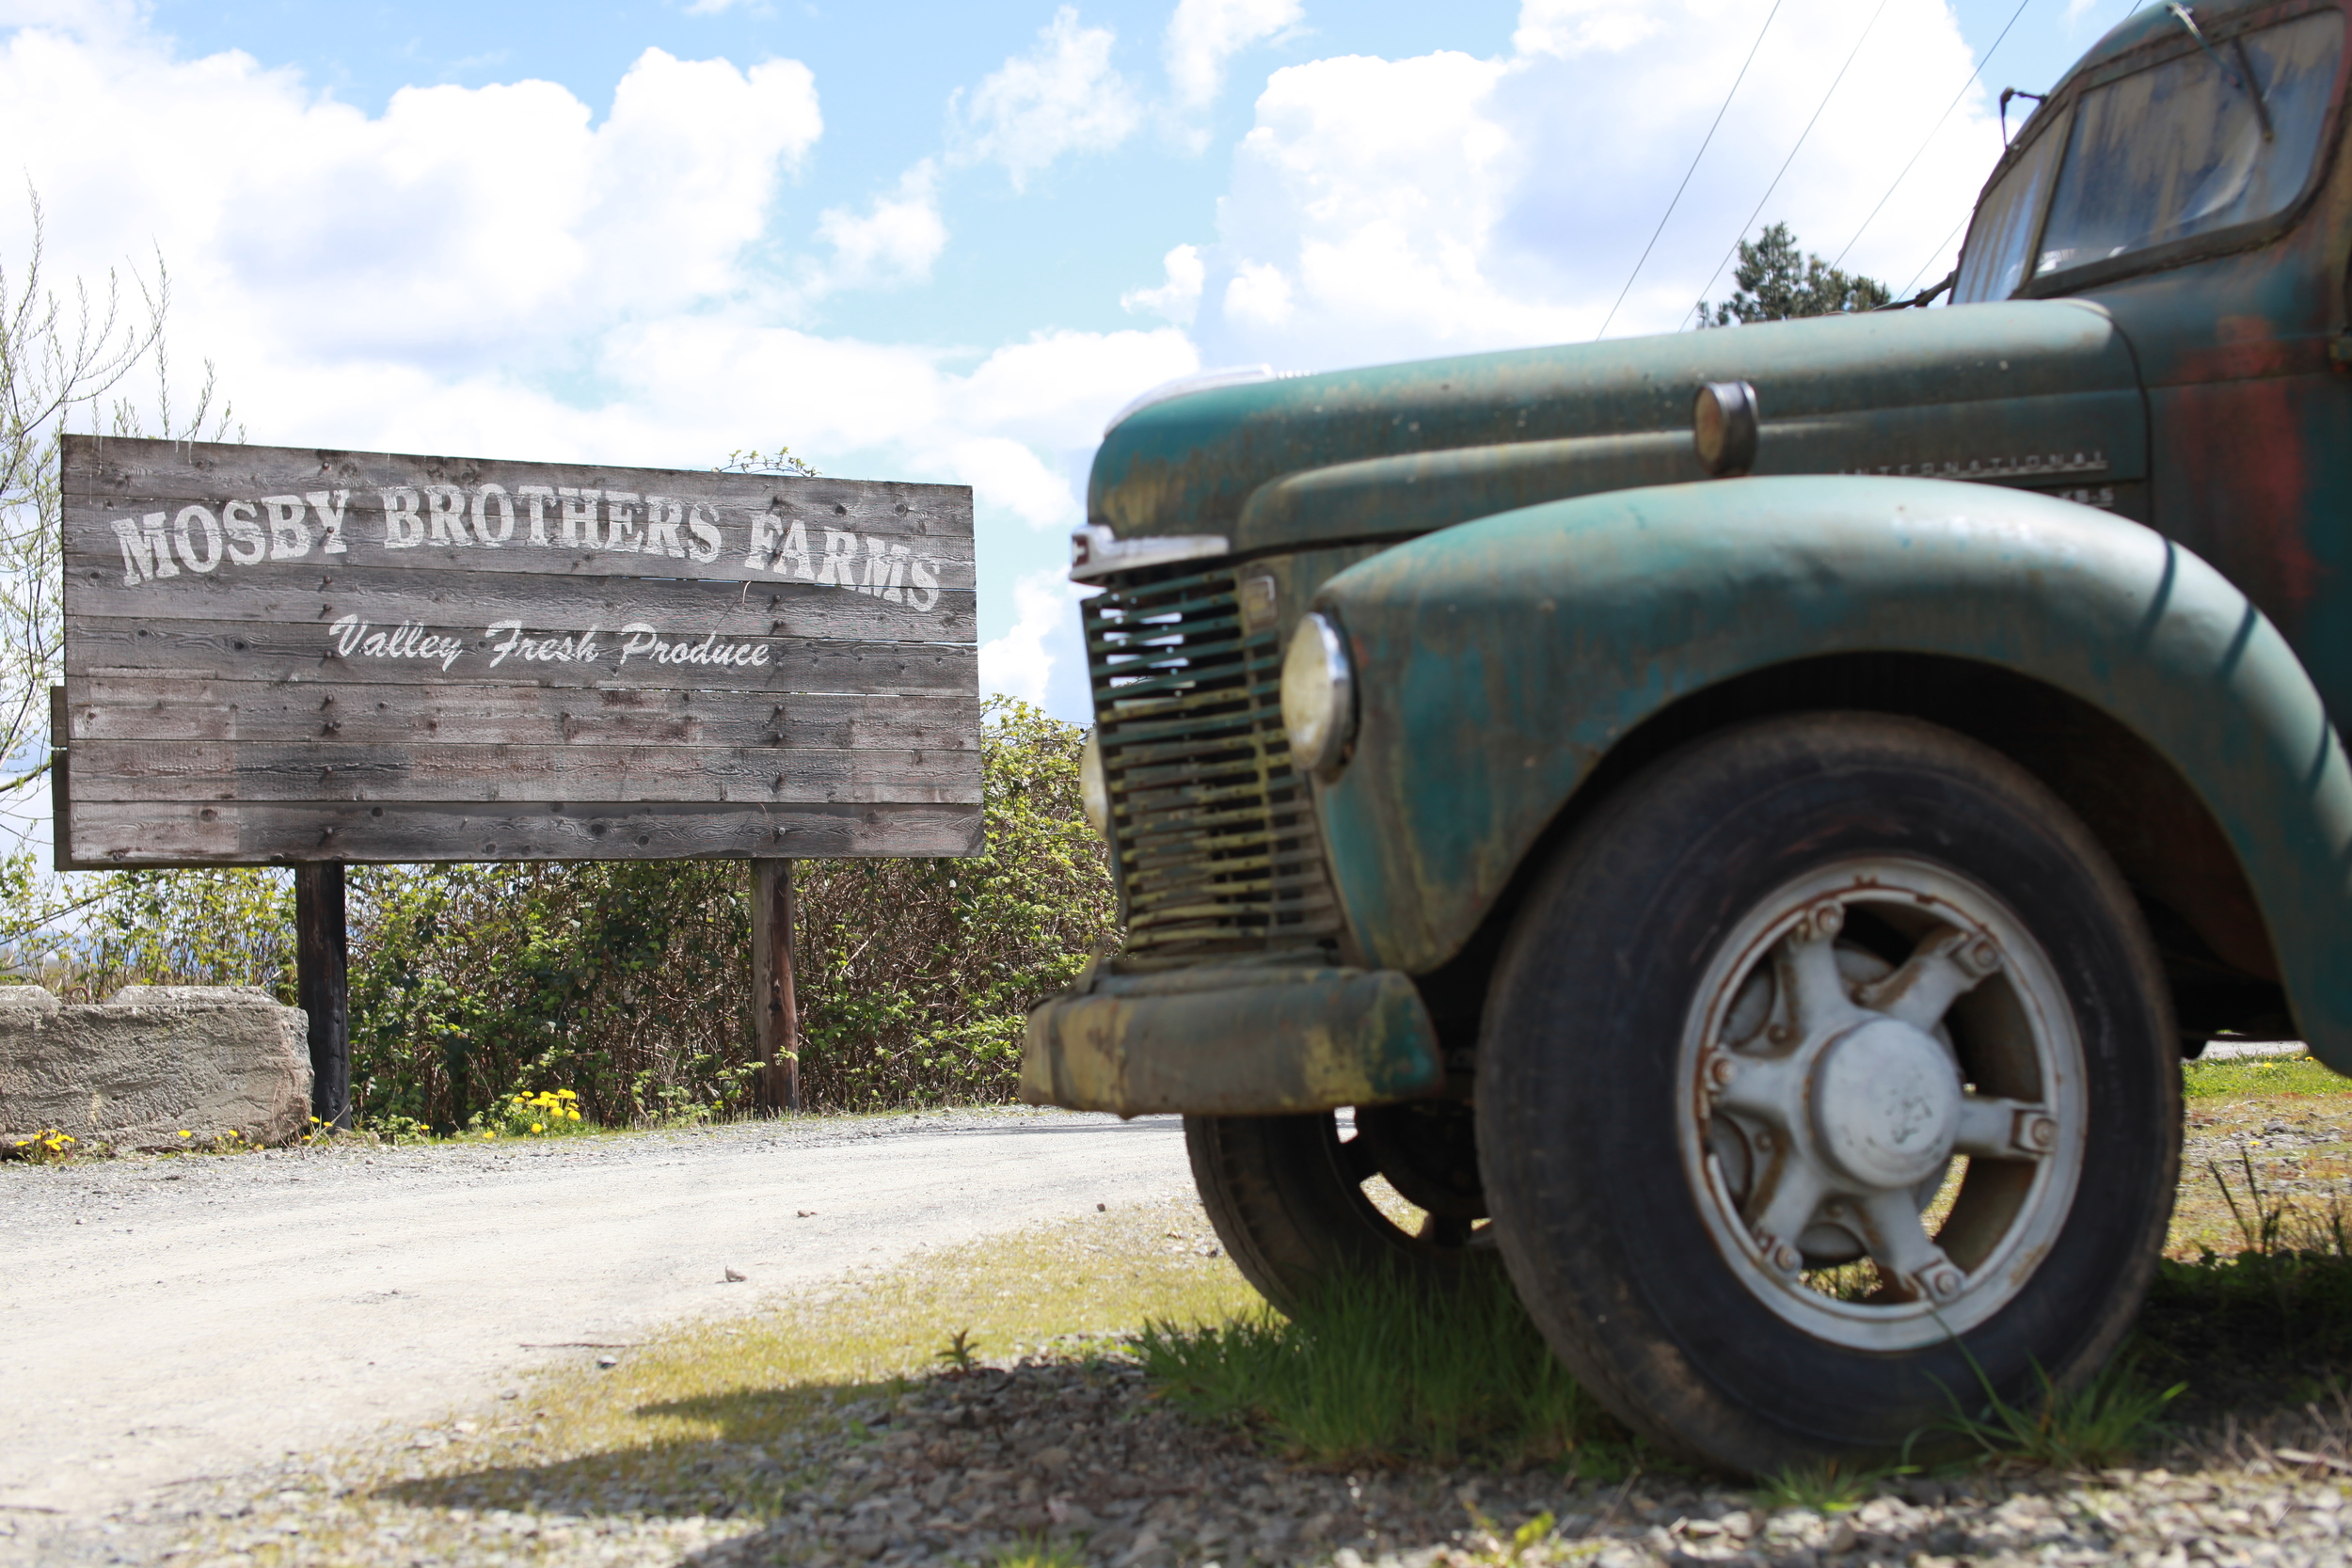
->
[2142, 1155, 2352, 1383]
[1133, 1265, 1634, 1470]
[1931, 1354, 2184, 1470]
[3, 1126, 79, 1162]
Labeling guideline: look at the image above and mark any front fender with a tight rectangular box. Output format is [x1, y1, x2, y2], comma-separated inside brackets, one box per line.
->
[1313, 475, 2352, 1066]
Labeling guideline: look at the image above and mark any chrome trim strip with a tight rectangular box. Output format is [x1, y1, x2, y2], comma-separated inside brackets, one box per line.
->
[1069, 524, 1231, 583]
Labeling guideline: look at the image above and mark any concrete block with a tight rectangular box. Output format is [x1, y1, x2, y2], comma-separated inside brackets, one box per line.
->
[0, 985, 311, 1151]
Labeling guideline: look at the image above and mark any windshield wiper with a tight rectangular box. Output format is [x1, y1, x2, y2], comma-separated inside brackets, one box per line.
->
[1875, 271, 1957, 311]
[2168, 3, 2275, 141]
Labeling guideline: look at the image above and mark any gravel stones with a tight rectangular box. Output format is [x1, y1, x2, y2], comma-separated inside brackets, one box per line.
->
[146, 1351, 2352, 1568]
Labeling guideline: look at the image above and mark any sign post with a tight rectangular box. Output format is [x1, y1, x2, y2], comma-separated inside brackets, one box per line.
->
[751, 859, 800, 1113]
[56, 436, 981, 1119]
[294, 863, 350, 1129]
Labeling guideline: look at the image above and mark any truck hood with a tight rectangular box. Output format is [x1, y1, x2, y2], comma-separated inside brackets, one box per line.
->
[1089, 300, 2146, 555]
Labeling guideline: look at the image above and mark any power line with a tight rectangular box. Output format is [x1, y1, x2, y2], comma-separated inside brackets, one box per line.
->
[1593, 0, 1786, 341]
[1682, 0, 1894, 331]
[1898, 211, 1972, 298]
[1889, 0, 2144, 300]
[1830, 0, 2036, 273]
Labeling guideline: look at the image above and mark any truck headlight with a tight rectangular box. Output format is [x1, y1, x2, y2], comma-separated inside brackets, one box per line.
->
[1281, 612, 1356, 776]
[1079, 730, 1110, 838]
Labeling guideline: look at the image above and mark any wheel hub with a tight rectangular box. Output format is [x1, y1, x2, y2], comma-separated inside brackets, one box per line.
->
[1807, 1017, 1962, 1190]
[1680, 858, 2088, 1349]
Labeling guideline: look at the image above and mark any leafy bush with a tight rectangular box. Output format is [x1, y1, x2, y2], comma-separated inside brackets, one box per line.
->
[24, 698, 1112, 1129]
[49, 866, 296, 1002]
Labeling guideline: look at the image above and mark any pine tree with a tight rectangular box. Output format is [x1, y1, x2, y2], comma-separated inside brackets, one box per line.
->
[1699, 222, 1891, 326]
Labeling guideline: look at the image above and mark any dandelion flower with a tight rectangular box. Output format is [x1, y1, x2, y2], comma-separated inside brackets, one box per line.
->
[531, 1123, 544, 1134]
[178, 1131, 192, 1138]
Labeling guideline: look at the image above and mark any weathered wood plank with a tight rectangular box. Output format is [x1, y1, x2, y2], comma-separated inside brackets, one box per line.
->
[64, 677, 980, 752]
[72, 565, 977, 644]
[65, 616, 976, 695]
[59, 436, 985, 866]
[68, 740, 983, 805]
[62, 436, 975, 598]
[62, 799, 985, 865]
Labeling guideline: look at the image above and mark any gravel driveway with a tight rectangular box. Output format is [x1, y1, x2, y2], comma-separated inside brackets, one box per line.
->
[0, 1108, 1189, 1564]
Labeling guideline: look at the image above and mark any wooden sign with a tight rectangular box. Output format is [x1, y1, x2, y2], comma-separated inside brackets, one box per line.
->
[56, 436, 981, 868]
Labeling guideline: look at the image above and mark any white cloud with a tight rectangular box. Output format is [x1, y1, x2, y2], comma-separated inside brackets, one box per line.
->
[1512, 0, 1667, 59]
[816, 160, 946, 290]
[1189, 0, 2004, 371]
[0, 11, 1195, 555]
[979, 568, 1084, 704]
[0, 26, 823, 380]
[953, 6, 1141, 189]
[1164, 0, 1301, 110]
[1121, 243, 1205, 322]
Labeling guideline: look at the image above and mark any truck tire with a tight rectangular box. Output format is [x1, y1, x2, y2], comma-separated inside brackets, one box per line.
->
[1186, 1102, 1498, 1315]
[1478, 711, 2178, 1474]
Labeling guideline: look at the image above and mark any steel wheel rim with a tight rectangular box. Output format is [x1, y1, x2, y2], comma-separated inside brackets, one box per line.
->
[1675, 854, 2086, 1351]
[1332, 1108, 1493, 1250]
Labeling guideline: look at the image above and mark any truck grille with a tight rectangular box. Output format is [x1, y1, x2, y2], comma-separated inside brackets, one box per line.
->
[1087, 562, 1343, 961]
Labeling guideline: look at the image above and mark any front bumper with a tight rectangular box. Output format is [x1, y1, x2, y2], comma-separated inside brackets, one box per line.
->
[1018, 963, 1442, 1117]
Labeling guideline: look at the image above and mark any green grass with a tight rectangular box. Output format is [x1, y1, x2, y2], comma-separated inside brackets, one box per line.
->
[986, 1536, 1089, 1568]
[2182, 1052, 2350, 1099]
[1930, 1354, 2185, 1470]
[1133, 1262, 1638, 1473]
[1756, 1459, 1881, 1513]
[2140, 1153, 2352, 1386]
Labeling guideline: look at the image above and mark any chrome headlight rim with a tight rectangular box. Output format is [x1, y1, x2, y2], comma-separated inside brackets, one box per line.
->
[1079, 730, 1110, 838]
[1281, 610, 1357, 777]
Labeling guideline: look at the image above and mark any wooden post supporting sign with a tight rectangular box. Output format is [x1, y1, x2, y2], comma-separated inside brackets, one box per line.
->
[294, 863, 351, 1130]
[751, 859, 801, 1114]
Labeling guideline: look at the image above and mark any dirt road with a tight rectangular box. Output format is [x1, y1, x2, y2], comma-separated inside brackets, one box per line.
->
[0, 1108, 1188, 1562]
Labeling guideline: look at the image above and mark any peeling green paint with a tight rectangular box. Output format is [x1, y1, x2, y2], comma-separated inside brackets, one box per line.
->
[1312, 477, 2352, 1069]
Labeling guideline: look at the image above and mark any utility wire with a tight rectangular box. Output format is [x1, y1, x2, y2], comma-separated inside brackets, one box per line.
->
[1593, 0, 1785, 341]
[1898, 211, 1972, 297]
[1830, 0, 2036, 272]
[1886, 0, 2148, 300]
[1682, 0, 1894, 331]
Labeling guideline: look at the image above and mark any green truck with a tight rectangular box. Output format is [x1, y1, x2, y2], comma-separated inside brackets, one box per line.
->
[1023, 0, 2350, 1473]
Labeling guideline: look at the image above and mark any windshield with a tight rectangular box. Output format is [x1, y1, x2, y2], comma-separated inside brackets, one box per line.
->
[2036, 8, 2344, 277]
[1953, 106, 2072, 304]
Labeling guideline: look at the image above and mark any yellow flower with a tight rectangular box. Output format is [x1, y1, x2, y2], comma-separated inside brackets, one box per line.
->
[531, 1123, 544, 1134]
[178, 1131, 192, 1138]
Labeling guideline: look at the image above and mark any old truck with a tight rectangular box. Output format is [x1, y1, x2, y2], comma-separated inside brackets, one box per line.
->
[1022, 0, 2351, 1473]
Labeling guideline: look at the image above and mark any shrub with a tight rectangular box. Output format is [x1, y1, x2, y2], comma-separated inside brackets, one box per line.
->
[30, 697, 1108, 1129]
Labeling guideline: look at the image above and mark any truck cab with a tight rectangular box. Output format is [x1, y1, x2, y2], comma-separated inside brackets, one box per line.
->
[1025, 0, 2352, 1473]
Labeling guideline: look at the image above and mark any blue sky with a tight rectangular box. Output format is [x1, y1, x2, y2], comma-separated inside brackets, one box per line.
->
[6, 0, 2141, 723]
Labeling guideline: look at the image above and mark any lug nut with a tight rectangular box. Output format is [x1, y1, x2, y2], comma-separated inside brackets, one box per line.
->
[1922, 1266, 1965, 1301]
[1971, 940, 2001, 972]
[2020, 1114, 2058, 1153]
[1774, 1243, 1804, 1273]
[1708, 1054, 1737, 1088]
